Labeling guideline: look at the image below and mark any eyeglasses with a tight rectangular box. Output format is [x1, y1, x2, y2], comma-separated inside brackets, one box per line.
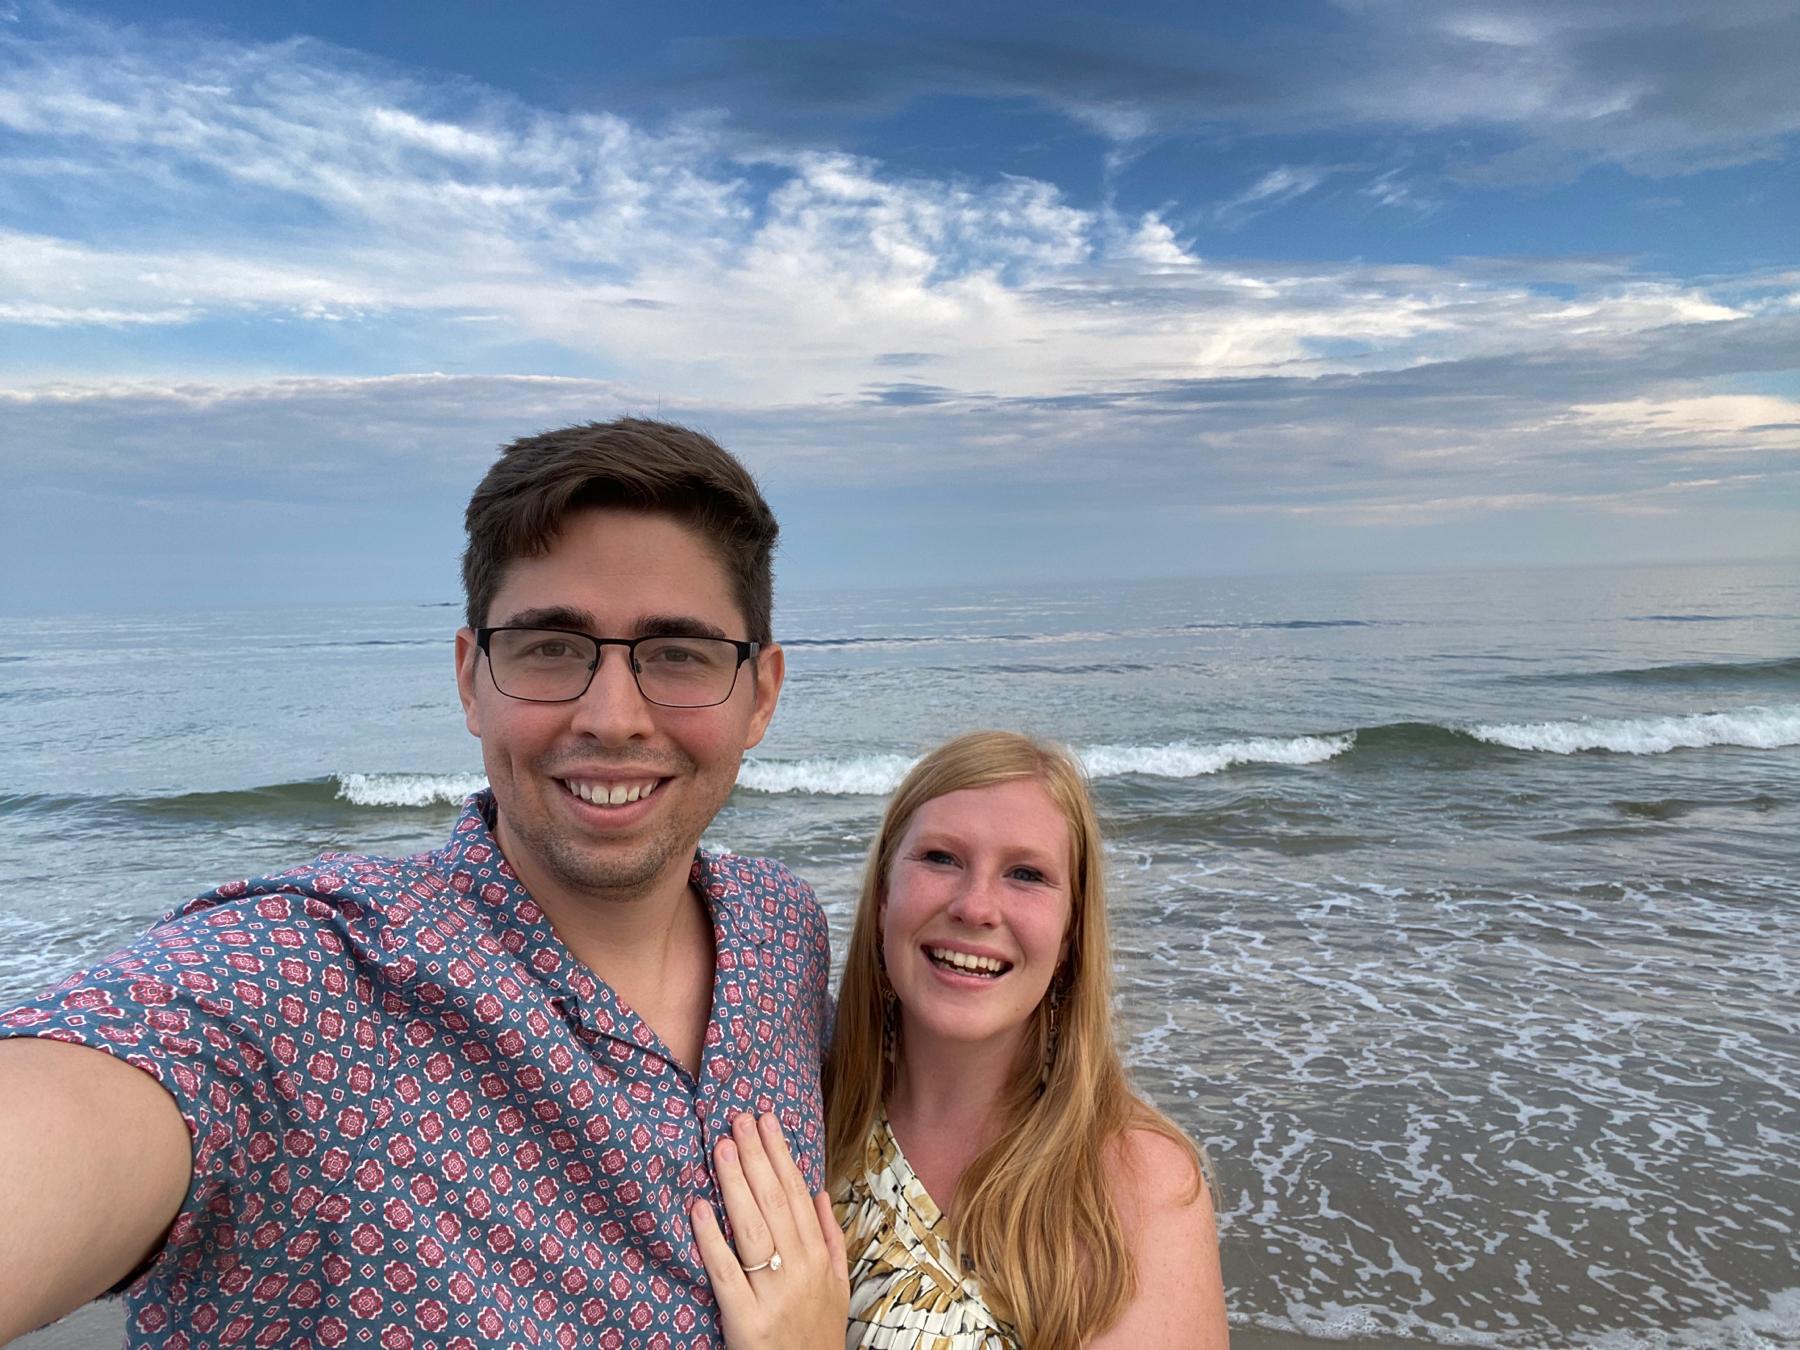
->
[475, 627, 760, 708]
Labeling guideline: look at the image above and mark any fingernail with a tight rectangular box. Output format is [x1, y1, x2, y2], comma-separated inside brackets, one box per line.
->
[717, 1139, 737, 1165]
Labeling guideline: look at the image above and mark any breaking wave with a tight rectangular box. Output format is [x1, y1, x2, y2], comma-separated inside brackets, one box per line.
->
[736, 754, 919, 796]
[7, 704, 1795, 823]
[333, 772, 489, 808]
[737, 735, 1355, 796]
[1078, 735, 1354, 778]
[1472, 705, 1800, 755]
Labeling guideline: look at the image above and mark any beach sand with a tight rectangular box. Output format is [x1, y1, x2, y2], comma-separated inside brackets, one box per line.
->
[17, 1298, 1447, 1349]
[13, 1302, 121, 1350]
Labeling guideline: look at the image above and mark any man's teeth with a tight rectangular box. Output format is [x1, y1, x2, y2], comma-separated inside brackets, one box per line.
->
[927, 947, 1008, 976]
[566, 779, 659, 806]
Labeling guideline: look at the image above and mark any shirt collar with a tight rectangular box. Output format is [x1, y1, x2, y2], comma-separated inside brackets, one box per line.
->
[435, 790, 772, 1038]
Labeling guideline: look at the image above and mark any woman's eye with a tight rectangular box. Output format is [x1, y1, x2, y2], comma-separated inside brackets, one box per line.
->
[1008, 866, 1047, 884]
[920, 849, 956, 866]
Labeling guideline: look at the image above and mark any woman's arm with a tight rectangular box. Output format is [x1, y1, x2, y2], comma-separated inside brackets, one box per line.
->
[1087, 1128, 1229, 1350]
[690, 1110, 849, 1350]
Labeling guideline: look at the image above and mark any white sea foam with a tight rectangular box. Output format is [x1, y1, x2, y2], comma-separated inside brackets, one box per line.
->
[334, 772, 488, 807]
[737, 735, 1353, 796]
[736, 754, 919, 796]
[1079, 735, 1354, 779]
[1471, 705, 1800, 756]
[1584, 1285, 1800, 1347]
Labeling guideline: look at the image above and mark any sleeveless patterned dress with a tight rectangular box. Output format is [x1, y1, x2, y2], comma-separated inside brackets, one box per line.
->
[833, 1109, 1023, 1349]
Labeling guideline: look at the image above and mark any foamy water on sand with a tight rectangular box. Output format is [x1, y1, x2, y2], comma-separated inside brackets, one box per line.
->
[2, 561, 1797, 1346]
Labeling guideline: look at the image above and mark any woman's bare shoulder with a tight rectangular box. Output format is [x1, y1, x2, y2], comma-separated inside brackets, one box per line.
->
[1090, 1125, 1227, 1348]
[1109, 1123, 1208, 1212]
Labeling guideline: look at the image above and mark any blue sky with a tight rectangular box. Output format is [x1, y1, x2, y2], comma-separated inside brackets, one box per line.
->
[3, 0, 1797, 612]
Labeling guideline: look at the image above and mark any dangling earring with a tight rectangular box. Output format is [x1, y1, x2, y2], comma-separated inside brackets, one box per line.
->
[882, 987, 899, 1070]
[1040, 976, 1065, 1092]
[877, 941, 899, 1072]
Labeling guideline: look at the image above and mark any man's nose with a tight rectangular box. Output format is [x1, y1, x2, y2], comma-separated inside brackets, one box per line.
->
[568, 646, 656, 742]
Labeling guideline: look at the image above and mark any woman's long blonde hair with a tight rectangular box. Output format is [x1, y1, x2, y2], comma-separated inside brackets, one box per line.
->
[825, 731, 1204, 1350]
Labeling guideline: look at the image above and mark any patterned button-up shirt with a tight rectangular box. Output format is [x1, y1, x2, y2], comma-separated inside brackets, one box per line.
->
[0, 792, 831, 1349]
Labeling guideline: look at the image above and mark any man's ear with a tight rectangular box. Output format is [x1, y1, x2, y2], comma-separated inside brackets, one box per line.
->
[741, 642, 785, 750]
[455, 628, 482, 737]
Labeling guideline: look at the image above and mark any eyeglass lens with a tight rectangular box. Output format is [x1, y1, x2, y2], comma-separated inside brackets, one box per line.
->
[486, 628, 742, 706]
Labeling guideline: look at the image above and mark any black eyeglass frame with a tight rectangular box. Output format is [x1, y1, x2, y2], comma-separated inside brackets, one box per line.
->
[474, 626, 761, 708]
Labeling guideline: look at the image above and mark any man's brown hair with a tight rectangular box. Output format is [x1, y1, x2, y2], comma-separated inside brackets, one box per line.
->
[462, 418, 779, 642]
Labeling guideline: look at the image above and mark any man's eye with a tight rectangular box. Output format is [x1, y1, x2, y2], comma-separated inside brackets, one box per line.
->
[526, 640, 580, 659]
[641, 642, 719, 667]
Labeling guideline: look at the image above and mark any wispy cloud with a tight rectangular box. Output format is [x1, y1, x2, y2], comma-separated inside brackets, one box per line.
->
[0, 17, 1771, 411]
[645, 1, 1800, 181]
[1214, 165, 1341, 226]
[1, 5, 1795, 605]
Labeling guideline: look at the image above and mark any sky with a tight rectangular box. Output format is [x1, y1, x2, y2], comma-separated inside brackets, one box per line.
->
[2, 0, 1797, 613]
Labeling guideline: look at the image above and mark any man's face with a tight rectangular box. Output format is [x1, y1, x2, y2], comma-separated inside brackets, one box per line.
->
[455, 507, 783, 909]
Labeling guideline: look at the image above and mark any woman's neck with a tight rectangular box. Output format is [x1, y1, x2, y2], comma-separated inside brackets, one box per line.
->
[884, 1029, 1025, 1215]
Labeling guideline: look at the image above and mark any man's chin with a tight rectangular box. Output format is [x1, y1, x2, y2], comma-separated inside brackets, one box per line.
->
[540, 839, 678, 902]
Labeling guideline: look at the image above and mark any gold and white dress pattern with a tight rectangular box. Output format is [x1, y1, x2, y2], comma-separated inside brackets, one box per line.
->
[833, 1110, 1022, 1350]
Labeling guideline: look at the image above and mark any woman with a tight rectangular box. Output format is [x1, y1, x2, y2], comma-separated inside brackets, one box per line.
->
[693, 732, 1227, 1349]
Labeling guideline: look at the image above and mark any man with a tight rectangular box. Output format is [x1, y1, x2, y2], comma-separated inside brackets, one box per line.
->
[0, 420, 831, 1348]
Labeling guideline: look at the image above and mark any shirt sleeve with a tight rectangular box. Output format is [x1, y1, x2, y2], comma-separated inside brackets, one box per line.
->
[0, 882, 383, 1273]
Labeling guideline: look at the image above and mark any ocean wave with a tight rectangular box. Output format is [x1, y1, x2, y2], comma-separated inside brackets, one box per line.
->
[737, 735, 1355, 796]
[1180, 619, 1381, 631]
[1472, 705, 1800, 756]
[333, 772, 489, 808]
[1527, 656, 1800, 688]
[1079, 735, 1355, 778]
[781, 633, 1044, 650]
[736, 754, 918, 796]
[1625, 613, 1745, 623]
[9, 702, 1793, 824]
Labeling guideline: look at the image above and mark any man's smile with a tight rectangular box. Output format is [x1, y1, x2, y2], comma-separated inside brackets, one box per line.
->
[558, 776, 664, 807]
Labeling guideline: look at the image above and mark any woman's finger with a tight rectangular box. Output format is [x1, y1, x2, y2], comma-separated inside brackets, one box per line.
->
[815, 1188, 848, 1278]
[759, 1113, 826, 1258]
[730, 1111, 797, 1252]
[714, 1134, 777, 1267]
[689, 1197, 752, 1311]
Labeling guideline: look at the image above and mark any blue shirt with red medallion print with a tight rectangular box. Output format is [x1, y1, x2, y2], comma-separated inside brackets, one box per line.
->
[0, 791, 831, 1350]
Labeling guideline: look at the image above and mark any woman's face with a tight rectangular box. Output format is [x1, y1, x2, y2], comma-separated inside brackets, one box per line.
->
[880, 777, 1074, 1061]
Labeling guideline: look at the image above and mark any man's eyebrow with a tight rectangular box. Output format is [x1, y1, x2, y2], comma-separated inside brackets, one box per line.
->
[499, 605, 597, 631]
[493, 607, 731, 641]
[634, 614, 731, 641]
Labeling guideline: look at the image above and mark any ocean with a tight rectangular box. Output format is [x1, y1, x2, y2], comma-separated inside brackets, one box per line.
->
[2, 561, 1797, 1348]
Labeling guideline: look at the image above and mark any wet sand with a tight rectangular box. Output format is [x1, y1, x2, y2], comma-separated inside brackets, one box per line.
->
[12, 1301, 121, 1350]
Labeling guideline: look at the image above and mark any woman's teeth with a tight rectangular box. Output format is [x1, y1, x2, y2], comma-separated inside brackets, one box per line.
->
[927, 947, 1009, 977]
[566, 779, 659, 806]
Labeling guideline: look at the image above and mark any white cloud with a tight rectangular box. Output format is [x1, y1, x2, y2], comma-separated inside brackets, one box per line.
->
[1214, 165, 1339, 225]
[2, 13, 1787, 415]
[1333, 0, 1800, 179]
[1566, 395, 1800, 453]
[0, 7, 1796, 600]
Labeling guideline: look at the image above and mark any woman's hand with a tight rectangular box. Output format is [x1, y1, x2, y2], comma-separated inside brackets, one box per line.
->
[691, 1110, 849, 1350]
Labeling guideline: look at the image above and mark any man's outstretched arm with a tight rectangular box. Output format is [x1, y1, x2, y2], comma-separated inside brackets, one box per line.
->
[0, 1039, 192, 1346]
